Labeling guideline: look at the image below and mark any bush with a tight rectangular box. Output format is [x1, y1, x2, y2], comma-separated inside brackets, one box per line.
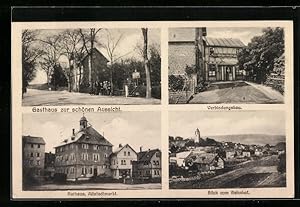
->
[53, 173, 67, 184]
[151, 86, 161, 99]
[169, 75, 185, 92]
[278, 153, 286, 173]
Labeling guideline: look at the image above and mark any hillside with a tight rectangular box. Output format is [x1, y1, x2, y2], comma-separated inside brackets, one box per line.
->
[209, 134, 285, 146]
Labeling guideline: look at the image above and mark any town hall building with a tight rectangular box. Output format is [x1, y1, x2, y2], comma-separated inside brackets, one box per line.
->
[54, 115, 113, 181]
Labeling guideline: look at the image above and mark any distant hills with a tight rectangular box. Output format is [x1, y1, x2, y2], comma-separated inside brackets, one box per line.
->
[208, 134, 285, 146]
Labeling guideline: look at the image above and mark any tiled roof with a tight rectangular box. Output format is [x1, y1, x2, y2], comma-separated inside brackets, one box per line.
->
[111, 144, 137, 156]
[55, 125, 112, 147]
[82, 47, 109, 62]
[137, 149, 160, 162]
[203, 37, 245, 48]
[23, 135, 46, 144]
[186, 152, 218, 164]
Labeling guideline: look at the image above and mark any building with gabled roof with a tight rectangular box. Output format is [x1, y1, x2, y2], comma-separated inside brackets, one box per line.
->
[110, 144, 137, 179]
[132, 148, 161, 180]
[54, 115, 113, 181]
[168, 28, 246, 86]
[185, 152, 225, 172]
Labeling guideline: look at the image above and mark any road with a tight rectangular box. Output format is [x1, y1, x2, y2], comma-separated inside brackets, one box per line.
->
[27, 182, 162, 191]
[23, 89, 161, 106]
[189, 81, 284, 104]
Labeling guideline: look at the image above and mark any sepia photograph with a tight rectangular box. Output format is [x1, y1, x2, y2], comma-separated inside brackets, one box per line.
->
[22, 112, 161, 190]
[169, 111, 287, 189]
[22, 28, 161, 106]
[169, 27, 285, 104]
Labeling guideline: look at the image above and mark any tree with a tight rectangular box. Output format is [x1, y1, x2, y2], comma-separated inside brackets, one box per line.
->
[60, 29, 85, 92]
[149, 44, 161, 86]
[141, 28, 152, 98]
[79, 28, 102, 91]
[50, 63, 68, 90]
[102, 30, 125, 96]
[39, 34, 63, 90]
[238, 27, 284, 83]
[22, 30, 43, 95]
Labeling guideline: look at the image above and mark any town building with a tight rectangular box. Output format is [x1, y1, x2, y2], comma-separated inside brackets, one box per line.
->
[54, 115, 113, 181]
[61, 47, 109, 92]
[110, 144, 137, 179]
[44, 152, 56, 178]
[132, 149, 161, 180]
[80, 48, 109, 91]
[203, 37, 245, 81]
[169, 28, 206, 93]
[185, 153, 225, 172]
[22, 135, 46, 176]
[173, 151, 193, 167]
[168, 28, 246, 91]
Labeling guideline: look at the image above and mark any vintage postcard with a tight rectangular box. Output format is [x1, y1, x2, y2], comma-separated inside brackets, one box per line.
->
[12, 21, 294, 199]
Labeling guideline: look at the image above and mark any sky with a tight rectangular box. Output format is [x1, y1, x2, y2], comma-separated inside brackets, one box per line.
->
[207, 27, 265, 45]
[23, 112, 161, 153]
[30, 28, 160, 84]
[169, 111, 285, 138]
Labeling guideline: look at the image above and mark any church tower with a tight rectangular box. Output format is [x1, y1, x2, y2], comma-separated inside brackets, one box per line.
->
[195, 128, 201, 143]
[80, 115, 88, 130]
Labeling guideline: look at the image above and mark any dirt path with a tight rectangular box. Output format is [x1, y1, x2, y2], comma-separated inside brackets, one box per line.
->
[189, 81, 283, 104]
[23, 89, 161, 106]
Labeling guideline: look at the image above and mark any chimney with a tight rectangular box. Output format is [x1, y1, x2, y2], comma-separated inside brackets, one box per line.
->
[119, 144, 122, 148]
[72, 129, 75, 136]
[140, 146, 143, 152]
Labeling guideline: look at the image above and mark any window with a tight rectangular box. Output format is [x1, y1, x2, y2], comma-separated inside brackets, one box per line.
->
[93, 153, 99, 161]
[128, 151, 130, 156]
[37, 160, 40, 166]
[38, 144, 40, 148]
[90, 167, 93, 174]
[209, 65, 216, 77]
[156, 152, 160, 157]
[124, 151, 126, 156]
[93, 145, 97, 150]
[70, 167, 74, 174]
[70, 153, 75, 160]
[30, 152, 33, 157]
[97, 145, 100, 150]
[81, 153, 88, 160]
[157, 170, 160, 175]
[121, 160, 126, 165]
[31, 144, 34, 148]
[82, 144, 88, 149]
[36, 152, 40, 157]
[104, 154, 107, 158]
[82, 167, 85, 175]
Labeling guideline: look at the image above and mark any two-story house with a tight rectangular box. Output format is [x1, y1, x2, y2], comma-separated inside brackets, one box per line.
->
[110, 144, 137, 179]
[54, 115, 113, 181]
[132, 149, 161, 179]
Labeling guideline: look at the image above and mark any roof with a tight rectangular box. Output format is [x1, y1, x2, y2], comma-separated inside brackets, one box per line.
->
[111, 144, 137, 156]
[23, 135, 46, 145]
[137, 149, 161, 162]
[203, 37, 245, 48]
[186, 153, 219, 164]
[55, 125, 113, 148]
[176, 151, 192, 159]
[82, 47, 109, 63]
